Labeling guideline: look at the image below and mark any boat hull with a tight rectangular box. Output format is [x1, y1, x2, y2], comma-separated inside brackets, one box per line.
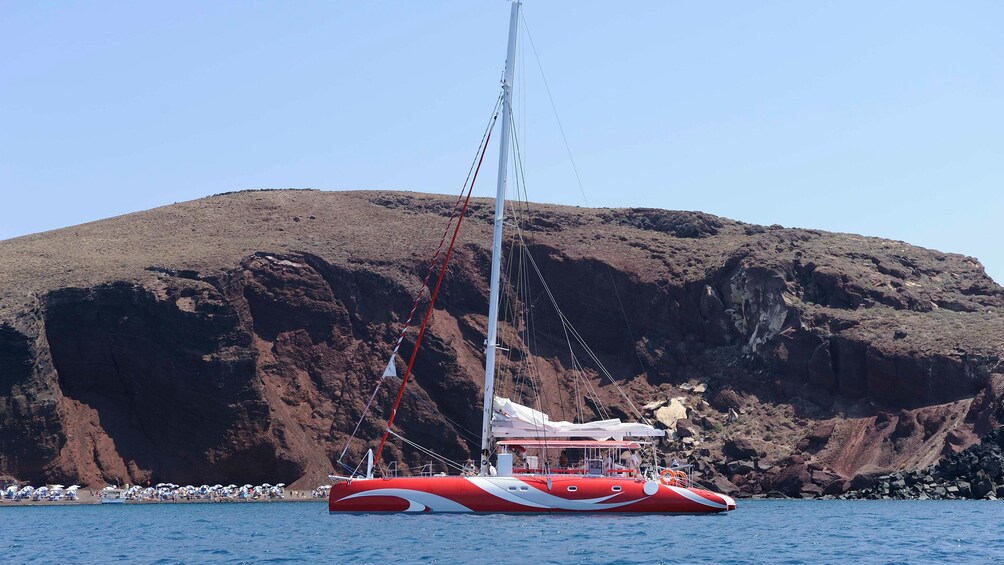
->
[328, 475, 736, 514]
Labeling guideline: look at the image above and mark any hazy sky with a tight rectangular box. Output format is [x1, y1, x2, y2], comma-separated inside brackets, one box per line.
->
[2, 1, 1001, 282]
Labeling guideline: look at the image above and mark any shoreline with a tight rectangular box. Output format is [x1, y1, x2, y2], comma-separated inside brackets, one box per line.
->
[0, 490, 325, 507]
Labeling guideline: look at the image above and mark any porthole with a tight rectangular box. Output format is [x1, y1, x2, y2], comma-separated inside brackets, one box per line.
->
[611, 486, 622, 492]
[567, 486, 578, 492]
[519, 486, 528, 491]
[508, 486, 517, 491]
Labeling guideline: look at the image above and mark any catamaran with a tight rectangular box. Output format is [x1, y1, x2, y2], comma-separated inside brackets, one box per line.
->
[328, 1, 736, 514]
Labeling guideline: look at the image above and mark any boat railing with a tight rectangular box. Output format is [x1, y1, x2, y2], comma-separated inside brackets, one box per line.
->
[656, 464, 693, 488]
[383, 461, 399, 478]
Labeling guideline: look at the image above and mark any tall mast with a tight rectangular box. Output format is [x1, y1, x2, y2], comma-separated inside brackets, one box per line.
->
[479, 0, 520, 475]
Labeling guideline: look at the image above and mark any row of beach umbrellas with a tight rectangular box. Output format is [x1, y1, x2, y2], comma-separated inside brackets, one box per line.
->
[3, 485, 80, 501]
[115, 482, 286, 501]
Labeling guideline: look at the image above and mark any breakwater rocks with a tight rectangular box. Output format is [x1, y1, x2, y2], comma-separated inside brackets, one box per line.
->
[841, 428, 1004, 500]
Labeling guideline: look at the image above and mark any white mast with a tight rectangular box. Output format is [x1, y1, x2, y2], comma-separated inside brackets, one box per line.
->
[479, 0, 520, 475]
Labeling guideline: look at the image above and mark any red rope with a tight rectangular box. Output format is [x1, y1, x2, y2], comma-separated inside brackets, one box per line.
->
[374, 121, 495, 468]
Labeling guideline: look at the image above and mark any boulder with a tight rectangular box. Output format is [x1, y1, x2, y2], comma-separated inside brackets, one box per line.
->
[979, 456, 1002, 478]
[796, 421, 835, 453]
[972, 476, 994, 499]
[957, 481, 972, 498]
[653, 397, 688, 428]
[822, 479, 848, 496]
[680, 382, 708, 394]
[800, 483, 824, 498]
[724, 437, 759, 460]
[726, 459, 756, 475]
[676, 420, 698, 439]
[642, 399, 667, 412]
[848, 472, 879, 491]
[773, 463, 812, 497]
[711, 388, 744, 413]
[709, 475, 740, 496]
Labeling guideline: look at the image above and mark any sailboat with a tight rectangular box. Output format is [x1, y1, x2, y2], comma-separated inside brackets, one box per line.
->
[328, 1, 737, 514]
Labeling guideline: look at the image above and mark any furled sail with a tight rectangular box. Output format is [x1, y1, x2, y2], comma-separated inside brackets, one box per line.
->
[491, 397, 665, 440]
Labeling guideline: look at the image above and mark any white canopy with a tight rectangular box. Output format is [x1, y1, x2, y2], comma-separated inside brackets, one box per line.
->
[491, 396, 665, 440]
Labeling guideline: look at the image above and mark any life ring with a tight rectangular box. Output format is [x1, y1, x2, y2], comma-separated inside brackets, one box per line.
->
[659, 469, 687, 486]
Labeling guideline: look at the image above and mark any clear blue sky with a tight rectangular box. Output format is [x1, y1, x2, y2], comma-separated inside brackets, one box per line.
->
[2, 1, 1001, 283]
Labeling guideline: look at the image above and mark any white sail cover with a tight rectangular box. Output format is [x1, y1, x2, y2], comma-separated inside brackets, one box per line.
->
[491, 396, 665, 440]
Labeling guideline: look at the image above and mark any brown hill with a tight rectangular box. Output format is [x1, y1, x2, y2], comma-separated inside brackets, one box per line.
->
[1, 189, 1002, 495]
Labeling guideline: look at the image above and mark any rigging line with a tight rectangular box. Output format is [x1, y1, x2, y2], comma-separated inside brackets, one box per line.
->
[374, 111, 498, 468]
[503, 215, 619, 423]
[498, 206, 524, 399]
[521, 17, 650, 414]
[336, 95, 502, 464]
[505, 130, 569, 423]
[516, 230, 646, 421]
[505, 116, 552, 421]
[506, 110, 579, 423]
[560, 307, 645, 420]
[387, 430, 465, 472]
[399, 385, 482, 443]
[518, 21, 648, 412]
[498, 131, 530, 378]
[521, 13, 589, 207]
[501, 199, 530, 369]
[336, 381, 384, 464]
[607, 267, 648, 374]
[383, 92, 504, 362]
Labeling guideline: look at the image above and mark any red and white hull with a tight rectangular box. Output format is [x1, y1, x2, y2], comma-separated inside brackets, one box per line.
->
[329, 475, 736, 514]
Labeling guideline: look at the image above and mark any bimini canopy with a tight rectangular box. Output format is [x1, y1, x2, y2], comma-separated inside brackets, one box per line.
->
[491, 396, 665, 440]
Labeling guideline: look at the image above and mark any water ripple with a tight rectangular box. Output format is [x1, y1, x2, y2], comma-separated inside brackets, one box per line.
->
[1, 500, 1003, 563]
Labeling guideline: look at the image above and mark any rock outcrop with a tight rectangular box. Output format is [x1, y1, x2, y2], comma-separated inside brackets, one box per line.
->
[842, 426, 1004, 500]
[1, 189, 1002, 492]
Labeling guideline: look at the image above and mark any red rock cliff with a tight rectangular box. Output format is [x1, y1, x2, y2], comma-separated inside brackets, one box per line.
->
[0, 190, 1001, 494]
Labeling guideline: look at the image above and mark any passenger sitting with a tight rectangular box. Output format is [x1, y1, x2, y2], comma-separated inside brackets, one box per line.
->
[559, 450, 569, 468]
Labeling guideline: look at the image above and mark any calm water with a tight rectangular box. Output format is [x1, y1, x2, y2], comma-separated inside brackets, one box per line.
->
[2, 500, 1002, 564]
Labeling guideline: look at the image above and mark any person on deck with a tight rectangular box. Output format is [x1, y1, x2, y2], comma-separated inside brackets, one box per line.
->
[462, 460, 476, 476]
[628, 450, 641, 476]
[559, 450, 569, 469]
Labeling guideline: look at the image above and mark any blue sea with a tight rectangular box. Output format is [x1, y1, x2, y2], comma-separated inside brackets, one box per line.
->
[2, 500, 1002, 564]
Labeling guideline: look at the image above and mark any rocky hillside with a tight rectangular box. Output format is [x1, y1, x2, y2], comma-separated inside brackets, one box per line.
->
[1, 189, 1002, 493]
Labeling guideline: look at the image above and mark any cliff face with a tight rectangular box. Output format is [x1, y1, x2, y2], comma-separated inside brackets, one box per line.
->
[1, 189, 1002, 493]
